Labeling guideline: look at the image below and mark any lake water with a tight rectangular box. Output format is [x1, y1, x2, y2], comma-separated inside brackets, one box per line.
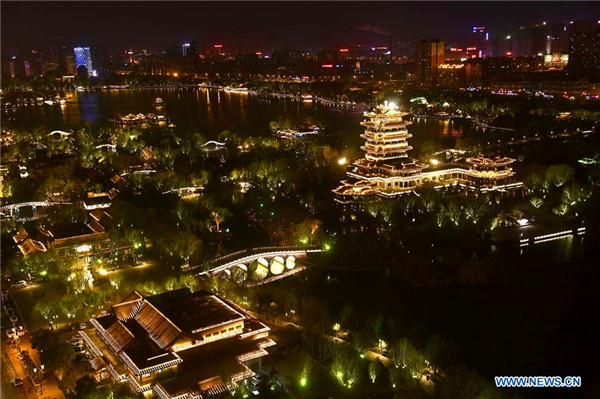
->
[3, 88, 464, 148]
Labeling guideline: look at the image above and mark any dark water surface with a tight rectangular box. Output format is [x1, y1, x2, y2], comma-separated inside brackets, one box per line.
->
[313, 235, 599, 399]
[4, 88, 463, 147]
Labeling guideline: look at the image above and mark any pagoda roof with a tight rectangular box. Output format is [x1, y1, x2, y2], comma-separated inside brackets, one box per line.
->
[467, 154, 515, 166]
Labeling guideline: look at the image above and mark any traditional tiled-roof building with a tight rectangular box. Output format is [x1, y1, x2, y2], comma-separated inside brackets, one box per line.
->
[80, 288, 274, 398]
[333, 102, 522, 203]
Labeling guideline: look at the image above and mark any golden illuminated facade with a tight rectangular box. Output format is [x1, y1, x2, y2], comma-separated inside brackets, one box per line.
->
[80, 289, 274, 398]
[333, 103, 522, 203]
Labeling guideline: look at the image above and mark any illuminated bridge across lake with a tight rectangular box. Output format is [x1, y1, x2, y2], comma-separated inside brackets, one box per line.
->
[0, 201, 72, 221]
[186, 245, 322, 285]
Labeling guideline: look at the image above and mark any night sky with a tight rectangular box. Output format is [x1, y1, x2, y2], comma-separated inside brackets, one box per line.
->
[2, 1, 599, 53]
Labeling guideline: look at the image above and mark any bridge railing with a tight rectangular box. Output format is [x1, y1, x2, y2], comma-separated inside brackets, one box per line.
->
[186, 245, 321, 274]
[211, 245, 320, 267]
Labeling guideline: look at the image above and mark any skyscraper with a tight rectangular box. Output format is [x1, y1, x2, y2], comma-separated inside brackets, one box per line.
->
[39, 48, 58, 75]
[57, 47, 77, 75]
[73, 46, 94, 77]
[182, 42, 198, 57]
[470, 26, 490, 58]
[416, 39, 444, 86]
[567, 20, 600, 78]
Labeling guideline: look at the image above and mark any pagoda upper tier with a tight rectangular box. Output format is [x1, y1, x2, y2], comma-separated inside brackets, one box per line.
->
[359, 102, 413, 162]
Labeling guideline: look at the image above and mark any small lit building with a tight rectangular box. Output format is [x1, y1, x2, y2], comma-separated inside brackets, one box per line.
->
[80, 289, 274, 398]
[83, 194, 112, 211]
[333, 103, 521, 203]
[12, 220, 111, 258]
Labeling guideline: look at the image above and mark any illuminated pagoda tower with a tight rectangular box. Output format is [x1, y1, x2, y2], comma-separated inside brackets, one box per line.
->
[334, 101, 429, 201]
[333, 101, 521, 203]
[360, 101, 419, 162]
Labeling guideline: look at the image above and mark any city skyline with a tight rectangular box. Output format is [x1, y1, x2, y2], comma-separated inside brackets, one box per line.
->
[3, 1, 599, 52]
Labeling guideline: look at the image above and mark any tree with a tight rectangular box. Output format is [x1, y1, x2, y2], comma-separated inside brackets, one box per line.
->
[365, 201, 394, 223]
[61, 296, 81, 320]
[35, 302, 59, 326]
[31, 329, 59, 351]
[258, 367, 280, 395]
[561, 182, 591, 206]
[330, 344, 361, 388]
[464, 195, 490, 226]
[289, 218, 322, 245]
[523, 170, 546, 194]
[529, 197, 543, 209]
[390, 338, 411, 369]
[368, 360, 383, 383]
[437, 366, 488, 399]
[203, 199, 232, 233]
[42, 342, 74, 373]
[545, 164, 575, 188]
[217, 129, 232, 142]
[58, 362, 88, 392]
[74, 375, 97, 398]
[389, 337, 426, 377]
[425, 333, 456, 372]
[415, 183, 440, 212]
[70, 269, 92, 294]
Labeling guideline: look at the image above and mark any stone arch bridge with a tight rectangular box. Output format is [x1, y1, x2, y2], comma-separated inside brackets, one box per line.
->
[188, 245, 322, 285]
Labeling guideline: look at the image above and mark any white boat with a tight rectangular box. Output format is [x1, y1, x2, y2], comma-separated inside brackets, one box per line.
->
[274, 127, 320, 139]
[223, 86, 249, 93]
[154, 97, 165, 106]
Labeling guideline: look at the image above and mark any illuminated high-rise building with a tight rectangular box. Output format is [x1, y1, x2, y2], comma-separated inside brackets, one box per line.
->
[56, 47, 77, 75]
[39, 48, 58, 75]
[567, 20, 600, 77]
[513, 23, 568, 57]
[182, 41, 198, 57]
[416, 39, 444, 86]
[469, 26, 490, 58]
[74, 46, 94, 77]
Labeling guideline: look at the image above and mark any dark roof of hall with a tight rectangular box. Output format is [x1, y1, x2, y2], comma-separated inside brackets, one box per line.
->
[144, 289, 245, 333]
